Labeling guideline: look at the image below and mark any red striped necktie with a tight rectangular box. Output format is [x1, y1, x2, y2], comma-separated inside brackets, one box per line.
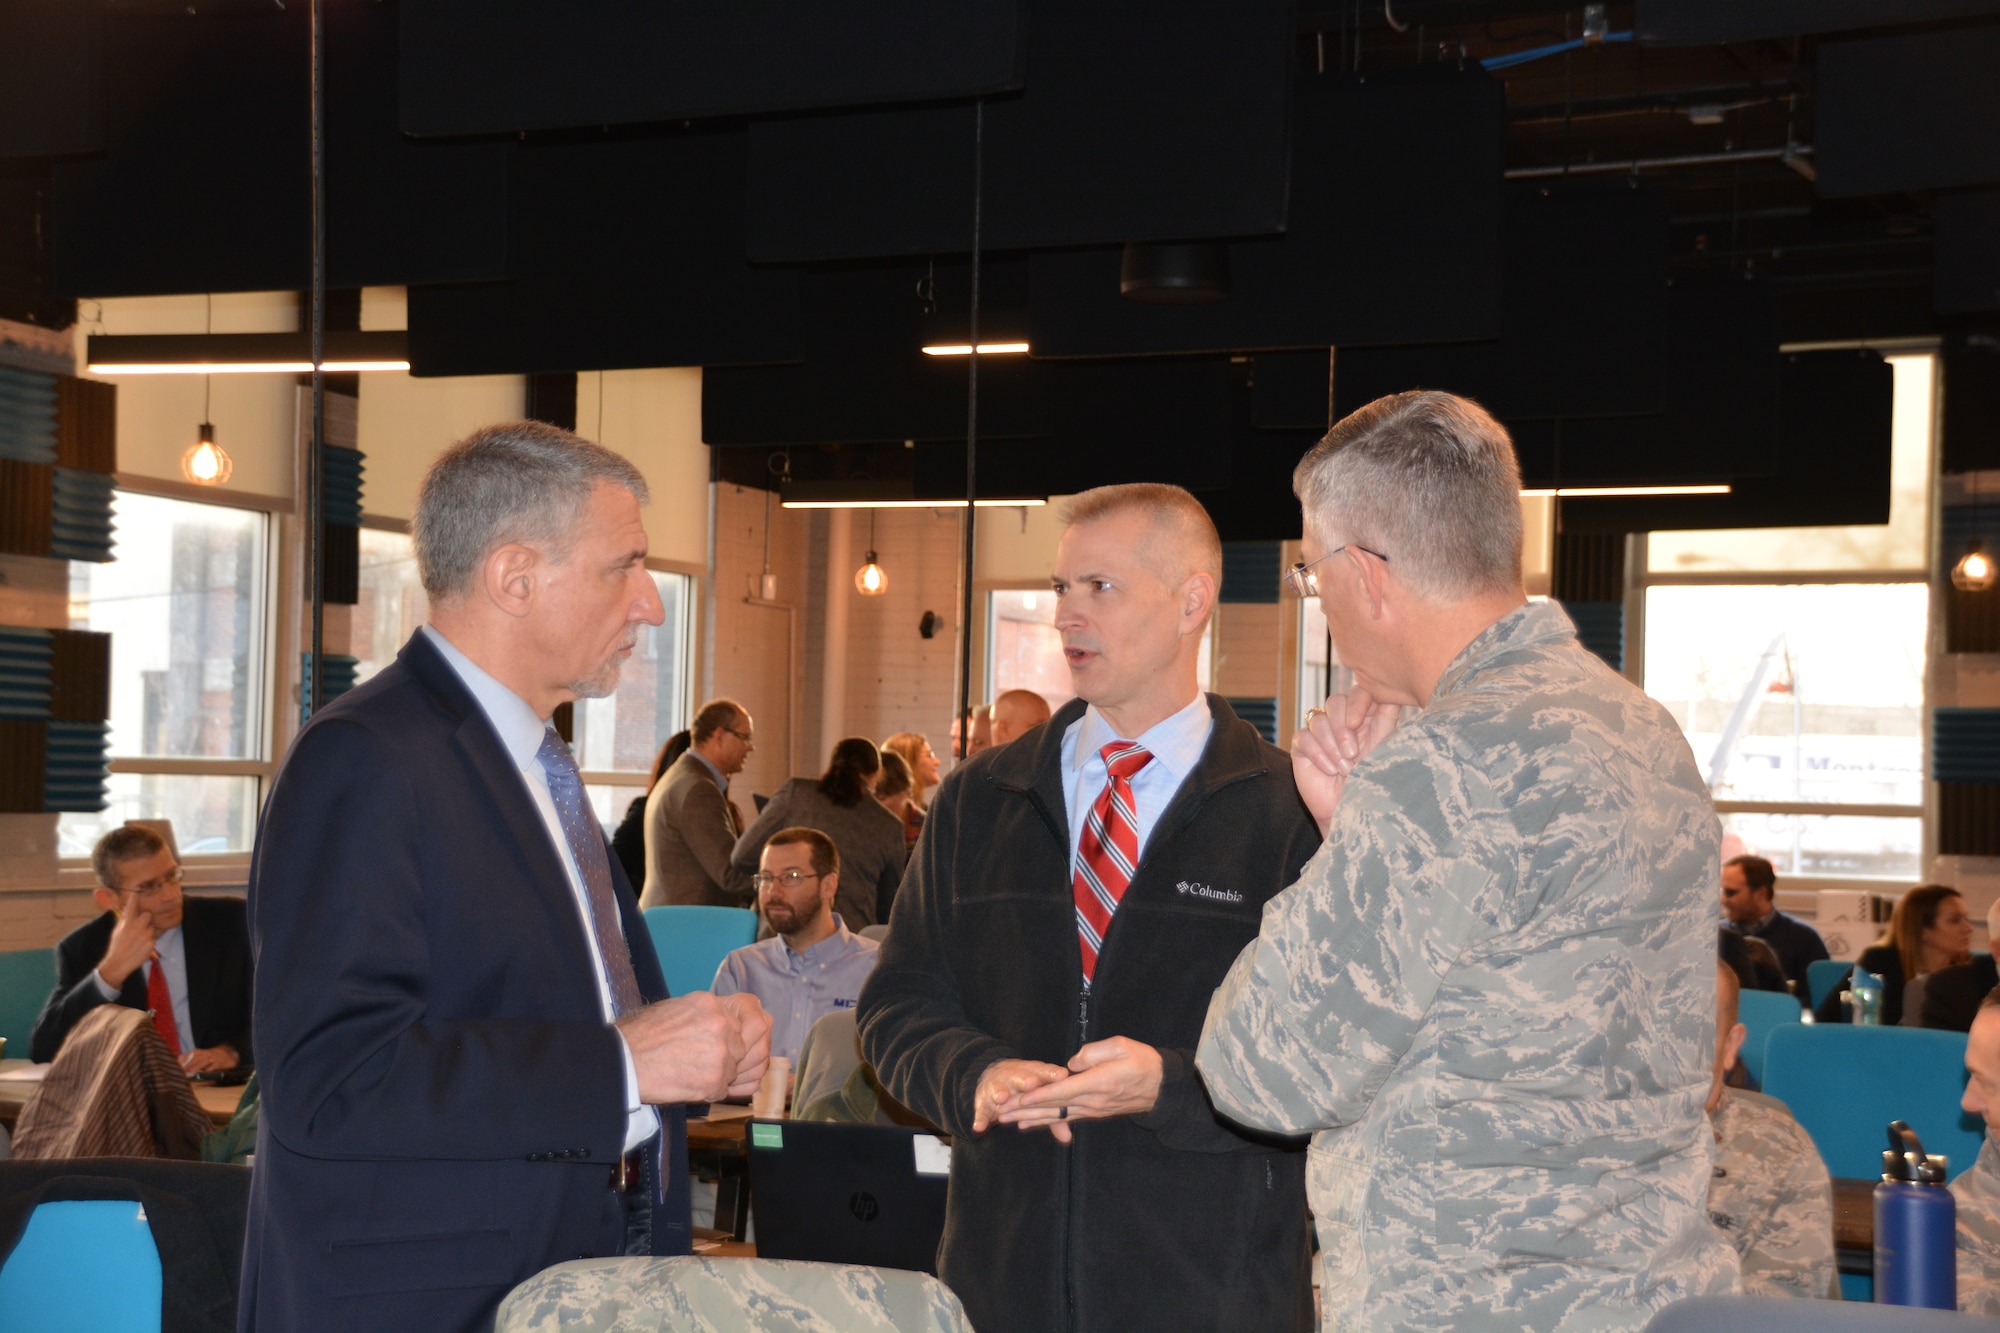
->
[1073, 741, 1154, 986]
[145, 953, 181, 1058]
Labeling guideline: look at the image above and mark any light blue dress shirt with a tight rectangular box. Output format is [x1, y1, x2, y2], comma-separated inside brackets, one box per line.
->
[710, 917, 879, 1066]
[93, 924, 191, 1052]
[423, 626, 657, 1151]
[1060, 691, 1215, 869]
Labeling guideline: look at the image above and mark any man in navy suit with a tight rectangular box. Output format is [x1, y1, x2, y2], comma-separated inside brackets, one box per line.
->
[241, 421, 771, 1333]
[30, 824, 251, 1069]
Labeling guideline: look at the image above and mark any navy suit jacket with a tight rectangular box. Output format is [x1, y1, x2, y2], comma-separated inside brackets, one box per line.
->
[239, 630, 689, 1333]
[29, 895, 253, 1064]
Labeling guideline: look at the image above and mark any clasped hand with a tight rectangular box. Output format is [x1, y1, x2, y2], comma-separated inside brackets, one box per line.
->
[616, 991, 772, 1105]
[1292, 684, 1400, 834]
[976, 1037, 1164, 1145]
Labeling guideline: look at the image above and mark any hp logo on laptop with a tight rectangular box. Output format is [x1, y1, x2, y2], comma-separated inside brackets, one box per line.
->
[848, 1191, 880, 1222]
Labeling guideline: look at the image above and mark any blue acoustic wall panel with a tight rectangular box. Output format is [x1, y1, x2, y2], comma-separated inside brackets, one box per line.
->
[1220, 542, 1282, 605]
[43, 721, 109, 813]
[322, 444, 365, 526]
[0, 626, 52, 720]
[1561, 601, 1625, 673]
[1935, 708, 2000, 784]
[0, 367, 57, 464]
[1226, 697, 1280, 745]
[50, 467, 116, 563]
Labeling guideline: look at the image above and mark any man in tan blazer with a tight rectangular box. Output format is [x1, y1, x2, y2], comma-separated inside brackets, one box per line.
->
[640, 699, 754, 909]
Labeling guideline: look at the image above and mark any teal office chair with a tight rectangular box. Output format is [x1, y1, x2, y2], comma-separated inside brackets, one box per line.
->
[1761, 1024, 1982, 1182]
[1734, 988, 1803, 1088]
[643, 906, 759, 997]
[0, 1198, 162, 1332]
[0, 948, 55, 1058]
[1805, 959, 1854, 1012]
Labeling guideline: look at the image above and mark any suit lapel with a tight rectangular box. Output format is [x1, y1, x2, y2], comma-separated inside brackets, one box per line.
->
[400, 632, 605, 993]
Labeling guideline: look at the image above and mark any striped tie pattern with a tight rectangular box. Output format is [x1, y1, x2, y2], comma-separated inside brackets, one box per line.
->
[537, 726, 645, 1017]
[1073, 741, 1153, 986]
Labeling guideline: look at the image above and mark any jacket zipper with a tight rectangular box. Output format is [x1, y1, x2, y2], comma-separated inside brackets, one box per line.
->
[1065, 984, 1090, 1330]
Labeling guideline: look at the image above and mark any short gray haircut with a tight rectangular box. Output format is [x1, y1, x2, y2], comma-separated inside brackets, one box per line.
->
[413, 420, 650, 602]
[1292, 390, 1523, 601]
[1061, 483, 1223, 588]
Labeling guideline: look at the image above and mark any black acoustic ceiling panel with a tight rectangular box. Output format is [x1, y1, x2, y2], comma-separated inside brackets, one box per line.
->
[1333, 182, 1670, 421]
[1937, 191, 2000, 314]
[1252, 351, 1333, 431]
[1200, 384, 1319, 543]
[907, 358, 1237, 498]
[0, 0, 100, 158]
[744, 0, 1293, 262]
[1637, 0, 2000, 44]
[52, 5, 511, 298]
[1943, 338, 2000, 472]
[406, 126, 801, 376]
[1027, 67, 1505, 358]
[1817, 22, 2000, 199]
[1559, 350, 1893, 534]
[701, 262, 1042, 445]
[1510, 278, 1782, 487]
[399, 0, 1022, 137]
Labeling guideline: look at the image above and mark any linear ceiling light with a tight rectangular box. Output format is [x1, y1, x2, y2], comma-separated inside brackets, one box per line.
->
[1518, 484, 1733, 498]
[920, 342, 1031, 356]
[781, 498, 1047, 509]
[86, 331, 411, 375]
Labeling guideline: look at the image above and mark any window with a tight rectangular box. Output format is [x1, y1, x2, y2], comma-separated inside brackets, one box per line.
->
[353, 527, 427, 685]
[1637, 353, 1935, 881]
[988, 589, 1075, 714]
[59, 490, 272, 857]
[577, 569, 697, 827]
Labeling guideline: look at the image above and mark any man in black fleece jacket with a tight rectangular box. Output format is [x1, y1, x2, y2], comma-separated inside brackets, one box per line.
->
[859, 484, 1321, 1333]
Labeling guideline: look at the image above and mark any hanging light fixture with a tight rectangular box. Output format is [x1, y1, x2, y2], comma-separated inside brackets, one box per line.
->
[854, 511, 888, 595]
[1955, 472, 1997, 593]
[1118, 240, 1231, 304]
[180, 368, 231, 485]
[1954, 540, 1996, 593]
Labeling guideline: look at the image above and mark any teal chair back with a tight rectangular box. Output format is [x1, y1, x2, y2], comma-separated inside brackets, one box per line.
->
[0, 948, 55, 1058]
[643, 906, 759, 998]
[1733, 988, 1802, 1088]
[1804, 958, 1853, 1011]
[1761, 1024, 1983, 1181]
[0, 1198, 162, 1331]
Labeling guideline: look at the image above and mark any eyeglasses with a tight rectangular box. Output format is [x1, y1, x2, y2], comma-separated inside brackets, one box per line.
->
[752, 869, 823, 891]
[1283, 543, 1391, 597]
[725, 728, 755, 745]
[124, 867, 184, 899]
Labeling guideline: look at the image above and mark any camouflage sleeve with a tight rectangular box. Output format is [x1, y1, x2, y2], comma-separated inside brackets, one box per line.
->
[1194, 725, 1506, 1135]
[1955, 1134, 2000, 1316]
[1737, 1112, 1839, 1300]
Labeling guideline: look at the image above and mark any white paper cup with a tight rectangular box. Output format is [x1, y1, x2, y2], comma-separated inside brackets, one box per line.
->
[752, 1056, 791, 1118]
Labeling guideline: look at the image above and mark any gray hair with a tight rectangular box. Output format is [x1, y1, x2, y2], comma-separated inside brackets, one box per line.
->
[1292, 390, 1523, 601]
[413, 420, 650, 602]
[1061, 482, 1223, 588]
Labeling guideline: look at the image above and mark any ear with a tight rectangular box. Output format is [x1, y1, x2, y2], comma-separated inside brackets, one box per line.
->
[1722, 1021, 1748, 1073]
[1352, 547, 1391, 620]
[821, 870, 840, 905]
[92, 886, 120, 916]
[482, 543, 541, 619]
[1179, 570, 1217, 634]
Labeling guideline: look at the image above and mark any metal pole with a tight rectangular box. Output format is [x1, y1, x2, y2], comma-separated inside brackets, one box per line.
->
[955, 102, 984, 755]
[306, 0, 326, 718]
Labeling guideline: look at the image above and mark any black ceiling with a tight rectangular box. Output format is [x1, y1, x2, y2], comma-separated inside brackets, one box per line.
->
[1, 0, 1996, 537]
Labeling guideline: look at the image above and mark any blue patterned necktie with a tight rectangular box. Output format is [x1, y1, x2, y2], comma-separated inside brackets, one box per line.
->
[536, 726, 644, 1017]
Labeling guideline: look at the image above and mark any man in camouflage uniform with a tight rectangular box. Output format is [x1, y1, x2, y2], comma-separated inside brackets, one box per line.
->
[1196, 390, 1738, 1331]
[1706, 962, 1837, 1299]
[1954, 986, 2000, 1315]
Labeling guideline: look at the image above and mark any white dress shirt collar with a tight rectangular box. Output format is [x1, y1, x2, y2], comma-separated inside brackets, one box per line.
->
[422, 625, 551, 761]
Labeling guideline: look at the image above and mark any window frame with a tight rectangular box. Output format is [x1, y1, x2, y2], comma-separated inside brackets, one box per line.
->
[574, 558, 703, 792]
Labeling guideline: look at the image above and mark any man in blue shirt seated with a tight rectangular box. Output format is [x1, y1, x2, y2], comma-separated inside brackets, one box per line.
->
[712, 828, 879, 1070]
[1722, 853, 1828, 988]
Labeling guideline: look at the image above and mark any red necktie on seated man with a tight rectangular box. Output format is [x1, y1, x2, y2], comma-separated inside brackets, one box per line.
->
[146, 953, 181, 1058]
[1073, 742, 1154, 986]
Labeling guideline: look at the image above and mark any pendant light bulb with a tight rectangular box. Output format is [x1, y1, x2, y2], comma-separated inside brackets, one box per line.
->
[855, 551, 888, 596]
[1953, 539, 1996, 593]
[180, 422, 232, 486]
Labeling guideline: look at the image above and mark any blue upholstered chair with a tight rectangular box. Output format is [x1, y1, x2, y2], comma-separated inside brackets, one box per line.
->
[1806, 959, 1855, 1012]
[1735, 987, 1803, 1088]
[0, 948, 55, 1059]
[642, 906, 759, 998]
[1761, 1024, 1983, 1182]
[0, 1198, 162, 1332]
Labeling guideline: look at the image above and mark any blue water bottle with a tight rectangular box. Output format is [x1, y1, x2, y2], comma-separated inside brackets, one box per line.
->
[1875, 1120, 1957, 1309]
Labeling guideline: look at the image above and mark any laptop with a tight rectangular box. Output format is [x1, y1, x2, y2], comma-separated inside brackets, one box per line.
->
[745, 1120, 951, 1274]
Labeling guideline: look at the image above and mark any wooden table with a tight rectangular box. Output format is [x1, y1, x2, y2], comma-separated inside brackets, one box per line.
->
[686, 1102, 753, 1152]
[0, 1058, 246, 1131]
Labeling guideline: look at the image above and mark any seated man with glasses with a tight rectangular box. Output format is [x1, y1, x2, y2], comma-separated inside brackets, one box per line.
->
[711, 828, 879, 1069]
[29, 825, 252, 1071]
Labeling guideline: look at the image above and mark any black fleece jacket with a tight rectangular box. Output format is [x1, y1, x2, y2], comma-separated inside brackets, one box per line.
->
[858, 695, 1322, 1333]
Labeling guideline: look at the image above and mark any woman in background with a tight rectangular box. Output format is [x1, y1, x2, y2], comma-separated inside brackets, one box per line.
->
[728, 737, 908, 928]
[611, 729, 691, 897]
[883, 733, 941, 811]
[874, 748, 923, 852]
[1816, 883, 1974, 1026]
